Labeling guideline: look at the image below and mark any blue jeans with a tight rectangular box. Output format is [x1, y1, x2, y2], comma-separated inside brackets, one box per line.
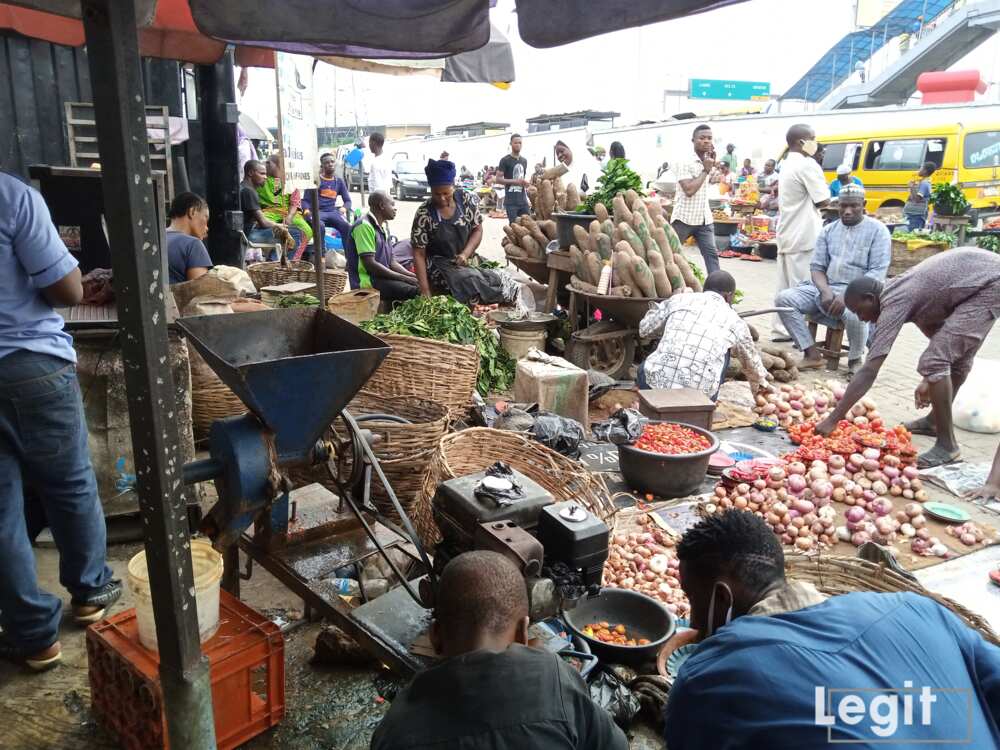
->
[775, 282, 867, 361]
[671, 220, 720, 275]
[0, 350, 112, 651]
[906, 214, 926, 231]
[506, 201, 530, 224]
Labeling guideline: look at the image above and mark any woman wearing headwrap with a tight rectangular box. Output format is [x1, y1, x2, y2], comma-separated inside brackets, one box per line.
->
[411, 159, 525, 307]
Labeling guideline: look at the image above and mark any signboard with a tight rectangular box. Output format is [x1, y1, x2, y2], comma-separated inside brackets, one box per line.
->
[275, 52, 318, 191]
[689, 79, 771, 101]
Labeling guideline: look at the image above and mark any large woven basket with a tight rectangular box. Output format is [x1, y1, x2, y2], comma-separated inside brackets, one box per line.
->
[888, 240, 947, 277]
[413, 427, 617, 547]
[189, 348, 246, 438]
[364, 334, 479, 418]
[247, 259, 314, 289]
[785, 554, 999, 645]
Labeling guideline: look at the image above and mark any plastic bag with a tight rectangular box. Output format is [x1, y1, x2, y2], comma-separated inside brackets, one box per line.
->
[474, 462, 524, 507]
[532, 413, 585, 457]
[953, 358, 1000, 434]
[589, 667, 641, 730]
[592, 408, 647, 445]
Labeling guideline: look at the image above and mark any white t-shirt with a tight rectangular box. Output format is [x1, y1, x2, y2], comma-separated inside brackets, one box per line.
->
[368, 151, 393, 195]
[777, 152, 828, 256]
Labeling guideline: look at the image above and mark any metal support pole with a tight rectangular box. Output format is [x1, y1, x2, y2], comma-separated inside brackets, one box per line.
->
[80, 2, 217, 748]
[311, 188, 326, 303]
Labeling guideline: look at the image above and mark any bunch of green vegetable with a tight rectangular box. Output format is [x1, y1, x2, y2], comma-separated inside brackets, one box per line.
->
[582, 158, 644, 214]
[931, 183, 970, 217]
[686, 258, 742, 303]
[891, 228, 957, 247]
[978, 234, 1000, 253]
[472, 257, 504, 270]
[276, 293, 320, 308]
[361, 295, 515, 396]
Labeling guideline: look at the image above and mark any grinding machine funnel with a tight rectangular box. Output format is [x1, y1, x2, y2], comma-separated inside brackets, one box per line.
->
[178, 308, 390, 460]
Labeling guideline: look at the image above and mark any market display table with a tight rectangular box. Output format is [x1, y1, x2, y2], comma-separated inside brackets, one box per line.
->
[931, 214, 970, 246]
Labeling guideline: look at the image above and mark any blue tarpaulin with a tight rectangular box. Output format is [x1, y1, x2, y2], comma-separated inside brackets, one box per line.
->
[783, 0, 955, 102]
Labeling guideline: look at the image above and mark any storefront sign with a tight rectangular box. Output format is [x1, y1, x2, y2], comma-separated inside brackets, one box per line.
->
[275, 52, 318, 191]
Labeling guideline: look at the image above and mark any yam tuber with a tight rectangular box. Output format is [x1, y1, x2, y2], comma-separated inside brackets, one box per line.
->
[646, 246, 673, 297]
[540, 220, 558, 242]
[570, 275, 598, 294]
[538, 181, 555, 220]
[612, 194, 633, 225]
[541, 164, 568, 180]
[520, 235, 541, 259]
[601, 219, 616, 239]
[584, 253, 602, 287]
[613, 245, 638, 292]
[523, 217, 549, 249]
[608, 285, 632, 297]
[573, 224, 592, 255]
[569, 245, 591, 284]
[594, 202, 609, 222]
[624, 189, 641, 208]
[619, 223, 645, 260]
[632, 212, 651, 248]
[664, 260, 685, 295]
[676, 253, 702, 292]
[594, 233, 612, 261]
[565, 183, 580, 211]
[631, 256, 656, 298]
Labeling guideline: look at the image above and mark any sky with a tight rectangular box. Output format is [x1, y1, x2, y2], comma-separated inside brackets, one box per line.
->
[238, 0, 1000, 133]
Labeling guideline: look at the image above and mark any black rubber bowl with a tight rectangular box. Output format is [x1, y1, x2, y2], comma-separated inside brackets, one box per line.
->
[562, 588, 676, 666]
[617, 421, 720, 498]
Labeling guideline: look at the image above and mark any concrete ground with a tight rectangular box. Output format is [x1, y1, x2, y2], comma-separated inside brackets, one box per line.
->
[3, 195, 1000, 749]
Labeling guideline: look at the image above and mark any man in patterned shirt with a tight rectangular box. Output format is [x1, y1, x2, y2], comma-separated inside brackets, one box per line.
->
[775, 184, 890, 373]
[671, 124, 720, 274]
[638, 271, 769, 399]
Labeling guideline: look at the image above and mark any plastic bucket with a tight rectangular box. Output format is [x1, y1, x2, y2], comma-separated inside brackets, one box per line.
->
[127, 538, 223, 651]
[500, 327, 546, 361]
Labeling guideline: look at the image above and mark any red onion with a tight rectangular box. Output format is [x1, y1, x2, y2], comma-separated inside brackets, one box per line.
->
[882, 466, 900, 480]
[871, 497, 893, 516]
[736, 483, 751, 495]
[851, 531, 871, 546]
[791, 498, 816, 515]
[753, 479, 767, 491]
[902, 466, 919, 481]
[787, 474, 807, 494]
[915, 526, 931, 540]
[768, 466, 786, 482]
[845, 506, 866, 523]
[788, 462, 807, 476]
[863, 489, 878, 503]
[862, 447, 881, 461]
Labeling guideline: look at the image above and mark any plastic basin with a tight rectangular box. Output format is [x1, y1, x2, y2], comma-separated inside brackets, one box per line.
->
[127, 538, 223, 651]
[617, 421, 720, 498]
[562, 588, 676, 666]
[553, 212, 597, 250]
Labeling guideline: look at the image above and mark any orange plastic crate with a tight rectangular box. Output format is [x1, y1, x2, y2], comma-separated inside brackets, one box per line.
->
[86, 590, 285, 749]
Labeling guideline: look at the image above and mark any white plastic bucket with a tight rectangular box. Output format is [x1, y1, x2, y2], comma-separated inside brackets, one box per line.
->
[499, 327, 546, 361]
[127, 538, 224, 651]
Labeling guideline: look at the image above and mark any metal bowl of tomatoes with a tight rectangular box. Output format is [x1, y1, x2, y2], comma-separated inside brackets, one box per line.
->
[618, 421, 720, 499]
[562, 588, 676, 666]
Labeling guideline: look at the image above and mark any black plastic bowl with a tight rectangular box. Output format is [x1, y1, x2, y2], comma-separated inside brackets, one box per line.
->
[562, 588, 676, 666]
[617, 421, 720, 498]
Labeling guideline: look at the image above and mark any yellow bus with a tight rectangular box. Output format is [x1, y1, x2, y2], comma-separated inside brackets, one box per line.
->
[816, 124, 1000, 219]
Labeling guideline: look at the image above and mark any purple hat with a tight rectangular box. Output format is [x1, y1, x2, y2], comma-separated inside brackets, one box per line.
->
[425, 159, 456, 187]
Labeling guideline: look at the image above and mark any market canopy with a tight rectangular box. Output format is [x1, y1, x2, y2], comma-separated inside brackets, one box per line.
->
[1, 0, 747, 63]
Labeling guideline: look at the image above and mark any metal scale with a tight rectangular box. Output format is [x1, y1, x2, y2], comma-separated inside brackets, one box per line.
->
[177, 307, 438, 674]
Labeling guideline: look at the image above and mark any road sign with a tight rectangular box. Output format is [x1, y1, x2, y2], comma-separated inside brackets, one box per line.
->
[689, 79, 771, 101]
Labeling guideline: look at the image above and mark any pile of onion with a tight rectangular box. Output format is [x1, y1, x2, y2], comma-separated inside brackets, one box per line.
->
[945, 521, 986, 548]
[755, 384, 835, 429]
[603, 529, 690, 617]
[835, 448, 928, 505]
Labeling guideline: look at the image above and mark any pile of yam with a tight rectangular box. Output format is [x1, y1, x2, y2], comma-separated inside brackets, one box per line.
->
[502, 214, 558, 260]
[726, 345, 800, 383]
[525, 163, 581, 221]
[566, 189, 702, 299]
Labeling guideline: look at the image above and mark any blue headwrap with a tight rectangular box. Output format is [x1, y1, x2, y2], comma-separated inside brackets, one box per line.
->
[425, 159, 456, 187]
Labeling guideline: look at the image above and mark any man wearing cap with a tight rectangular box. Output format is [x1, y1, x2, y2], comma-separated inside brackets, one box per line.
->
[775, 183, 890, 373]
[829, 165, 863, 198]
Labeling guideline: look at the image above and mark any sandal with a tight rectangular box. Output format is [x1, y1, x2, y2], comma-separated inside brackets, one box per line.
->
[71, 579, 123, 625]
[0, 636, 62, 672]
[916, 446, 961, 469]
[904, 416, 937, 437]
[740, 254, 762, 262]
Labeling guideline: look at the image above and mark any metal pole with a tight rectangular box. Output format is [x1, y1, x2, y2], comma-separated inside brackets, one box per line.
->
[80, 2, 217, 748]
[312, 188, 326, 303]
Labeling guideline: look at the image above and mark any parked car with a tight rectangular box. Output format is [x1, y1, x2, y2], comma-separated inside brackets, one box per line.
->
[392, 160, 430, 200]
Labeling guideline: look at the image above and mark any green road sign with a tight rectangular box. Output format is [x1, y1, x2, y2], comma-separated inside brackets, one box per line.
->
[689, 79, 771, 101]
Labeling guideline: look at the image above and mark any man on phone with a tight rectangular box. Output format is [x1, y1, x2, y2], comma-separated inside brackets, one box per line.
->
[497, 134, 530, 224]
[672, 124, 720, 275]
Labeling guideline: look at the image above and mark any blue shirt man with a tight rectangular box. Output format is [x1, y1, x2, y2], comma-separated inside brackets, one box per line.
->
[0, 172, 119, 670]
[829, 164, 864, 197]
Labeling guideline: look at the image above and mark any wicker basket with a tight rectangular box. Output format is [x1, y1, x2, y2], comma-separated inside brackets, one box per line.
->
[888, 240, 947, 277]
[413, 427, 617, 547]
[247, 259, 314, 289]
[364, 334, 479, 418]
[189, 347, 246, 438]
[785, 555, 999, 645]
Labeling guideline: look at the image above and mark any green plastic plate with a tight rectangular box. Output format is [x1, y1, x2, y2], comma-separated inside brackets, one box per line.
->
[922, 502, 971, 524]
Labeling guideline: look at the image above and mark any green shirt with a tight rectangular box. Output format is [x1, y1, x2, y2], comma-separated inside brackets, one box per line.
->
[351, 221, 379, 288]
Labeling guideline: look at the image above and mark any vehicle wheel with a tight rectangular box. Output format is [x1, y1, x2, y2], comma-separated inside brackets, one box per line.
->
[392, 183, 399, 200]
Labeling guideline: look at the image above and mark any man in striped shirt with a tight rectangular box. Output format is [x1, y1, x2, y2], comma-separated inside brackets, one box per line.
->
[671, 124, 720, 275]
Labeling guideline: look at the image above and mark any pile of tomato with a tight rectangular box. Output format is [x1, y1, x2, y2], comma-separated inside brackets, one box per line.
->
[635, 423, 712, 455]
[785, 420, 916, 465]
[583, 621, 650, 647]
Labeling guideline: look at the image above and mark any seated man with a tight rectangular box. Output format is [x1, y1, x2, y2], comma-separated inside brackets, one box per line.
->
[639, 270, 769, 400]
[829, 164, 863, 198]
[664, 510, 1000, 748]
[371, 551, 627, 750]
[776, 184, 890, 373]
[301, 151, 352, 240]
[240, 159, 301, 261]
[165, 191, 212, 284]
[345, 191, 418, 304]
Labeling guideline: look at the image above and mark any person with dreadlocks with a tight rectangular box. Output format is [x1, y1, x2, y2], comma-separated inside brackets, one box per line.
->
[815, 248, 1000, 468]
[664, 510, 1000, 748]
[371, 551, 625, 750]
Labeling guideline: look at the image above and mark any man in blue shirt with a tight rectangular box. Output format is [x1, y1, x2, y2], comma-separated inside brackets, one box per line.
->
[0, 173, 120, 671]
[829, 164, 864, 197]
[301, 152, 353, 240]
[776, 184, 890, 373]
[665, 510, 1000, 749]
[905, 161, 937, 230]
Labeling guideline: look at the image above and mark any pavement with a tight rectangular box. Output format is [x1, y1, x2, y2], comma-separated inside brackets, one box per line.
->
[3, 195, 1000, 749]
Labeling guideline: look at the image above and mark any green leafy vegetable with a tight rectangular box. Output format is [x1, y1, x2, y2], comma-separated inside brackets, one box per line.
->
[978, 234, 1000, 253]
[361, 295, 515, 396]
[472, 257, 503, 270]
[687, 259, 705, 284]
[891, 228, 957, 247]
[583, 158, 644, 214]
[931, 183, 970, 217]
[276, 293, 320, 308]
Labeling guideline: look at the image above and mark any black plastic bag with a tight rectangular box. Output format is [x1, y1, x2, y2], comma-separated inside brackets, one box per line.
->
[474, 461, 524, 507]
[589, 666, 641, 730]
[532, 412, 585, 458]
[591, 408, 647, 445]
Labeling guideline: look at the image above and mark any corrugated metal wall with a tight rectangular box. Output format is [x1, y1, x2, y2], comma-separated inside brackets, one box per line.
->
[0, 32, 93, 178]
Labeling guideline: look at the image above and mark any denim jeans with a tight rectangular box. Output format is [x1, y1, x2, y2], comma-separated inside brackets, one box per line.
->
[0, 350, 113, 651]
[906, 214, 926, 231]
[671, 220, 720, 275]
[506, 202, 530, 224]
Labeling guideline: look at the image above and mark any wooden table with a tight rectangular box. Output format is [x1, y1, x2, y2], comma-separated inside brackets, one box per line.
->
[931, 214, 971, 246]
[545, 249, 575, 313]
